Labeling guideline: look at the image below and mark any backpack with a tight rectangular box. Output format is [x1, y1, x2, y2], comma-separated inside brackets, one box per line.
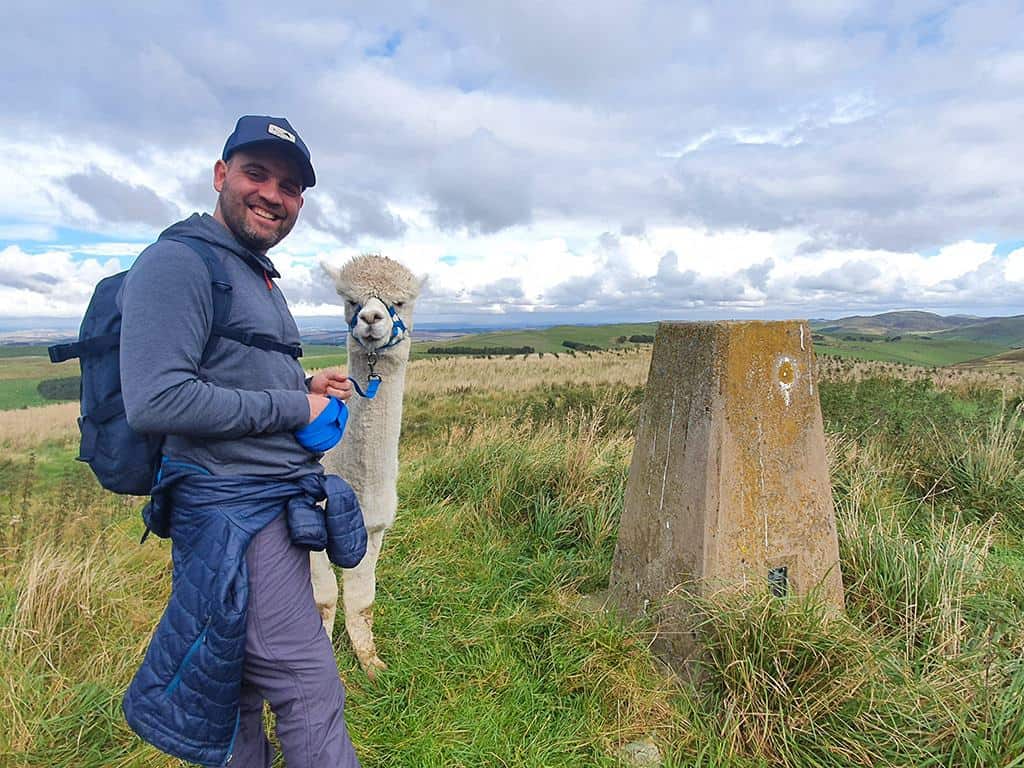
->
[48, 235, 302, 496]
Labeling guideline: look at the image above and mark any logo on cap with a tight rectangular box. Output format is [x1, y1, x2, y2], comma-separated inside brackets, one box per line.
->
[267, 123, 296, 143]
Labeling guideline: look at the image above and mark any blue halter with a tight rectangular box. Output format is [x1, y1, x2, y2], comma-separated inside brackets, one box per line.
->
[347, 299, 408, 400]
[347, 301, 408, 354]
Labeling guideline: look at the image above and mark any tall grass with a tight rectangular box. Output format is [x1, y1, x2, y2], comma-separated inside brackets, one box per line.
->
[824, 425, 1024, 767]
[0, 402, 79, 455]
[838, 502, 993, 660]
[1, 508, 172, 766]
[2, 352, 1024, 765]
[942, 406, 1024, 525]
[690, 587, 934, 767]
[407, 396, 633, 590]
[402, 348, 652, 396]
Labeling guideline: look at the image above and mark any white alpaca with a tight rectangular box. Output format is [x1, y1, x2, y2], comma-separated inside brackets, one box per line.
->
[311, 254, 419, 678]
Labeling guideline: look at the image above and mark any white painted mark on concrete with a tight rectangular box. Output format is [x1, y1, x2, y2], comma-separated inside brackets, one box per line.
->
[757, 423, 768, 550]
[658, 387, 678, 514]
[774, 355, 797, 407]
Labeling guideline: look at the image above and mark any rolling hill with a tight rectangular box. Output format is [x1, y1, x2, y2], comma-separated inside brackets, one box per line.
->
[812, 310, 979, 335]
[933, 315, 1024, 346]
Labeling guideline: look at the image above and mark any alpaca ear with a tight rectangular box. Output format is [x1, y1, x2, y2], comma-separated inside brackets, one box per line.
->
[320, 261, 342, 285]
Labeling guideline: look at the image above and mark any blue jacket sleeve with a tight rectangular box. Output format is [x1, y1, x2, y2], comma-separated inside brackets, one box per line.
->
[118, 241, 310, 438]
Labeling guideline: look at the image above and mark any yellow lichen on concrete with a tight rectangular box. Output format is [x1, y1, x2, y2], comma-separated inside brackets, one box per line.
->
[716, 321, 842, 603]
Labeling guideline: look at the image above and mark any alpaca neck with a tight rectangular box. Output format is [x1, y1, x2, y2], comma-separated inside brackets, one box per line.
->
[337, 338, 410, 488]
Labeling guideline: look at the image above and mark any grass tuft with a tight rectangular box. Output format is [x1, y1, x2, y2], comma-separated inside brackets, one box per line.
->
[928, 404, 1024, 525]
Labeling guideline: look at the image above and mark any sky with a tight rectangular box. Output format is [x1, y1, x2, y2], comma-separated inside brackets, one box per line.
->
[1, 1, 1023, 328]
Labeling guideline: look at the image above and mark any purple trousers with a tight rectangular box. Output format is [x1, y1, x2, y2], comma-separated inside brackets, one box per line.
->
[232, 513, 361, 767]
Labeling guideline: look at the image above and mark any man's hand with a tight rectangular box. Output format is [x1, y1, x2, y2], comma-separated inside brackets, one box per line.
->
[307, 369, 354, 402]
[306, 394, 332, 424]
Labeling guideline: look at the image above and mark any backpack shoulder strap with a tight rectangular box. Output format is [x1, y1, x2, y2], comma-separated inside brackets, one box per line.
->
[49, 333, 120, 363]
[162, 236, 302, 361]
[163, 236, 233, 365]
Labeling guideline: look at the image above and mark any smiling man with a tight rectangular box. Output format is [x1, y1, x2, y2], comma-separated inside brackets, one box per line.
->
[117, 116, 363, 768]
[213, 141, 305, 252]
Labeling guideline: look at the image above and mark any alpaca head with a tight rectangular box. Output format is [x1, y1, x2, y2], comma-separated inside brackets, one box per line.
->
[322, 254, 421, 353]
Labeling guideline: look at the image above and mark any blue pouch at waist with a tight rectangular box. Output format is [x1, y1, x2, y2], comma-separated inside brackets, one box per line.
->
[294, 396, 348, 452]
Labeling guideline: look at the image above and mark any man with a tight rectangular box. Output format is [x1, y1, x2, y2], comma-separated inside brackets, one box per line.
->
[119, 116, 362, 767]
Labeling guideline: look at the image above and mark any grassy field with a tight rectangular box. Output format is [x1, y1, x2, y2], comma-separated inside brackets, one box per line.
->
[413, 323, 1011, 370]
[935, 316, 1024, 346]
[302, 343, 349, 370]
[412, 323, 659, 356]
[1, 320, 1012, 413]
[0, 346, 56, 358]
[956, 349, 1024, 377]
[2, 351, 1024, 766]
[0, 346, 347, 413]
[0, 355, 78, 411]
[809, 335, 1007, 367]
[413, 321, 1009, 367]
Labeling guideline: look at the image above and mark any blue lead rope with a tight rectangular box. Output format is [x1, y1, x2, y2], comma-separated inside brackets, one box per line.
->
[351, 374, 381, 399]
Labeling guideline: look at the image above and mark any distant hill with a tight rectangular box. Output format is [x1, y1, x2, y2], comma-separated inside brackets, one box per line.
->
[813, 311, 979, 336]
[809, 311, 1024, 350]
[806, 311, 1024, 366]
[933, 315, 1024, 347]
[946, 343, 1024, 377]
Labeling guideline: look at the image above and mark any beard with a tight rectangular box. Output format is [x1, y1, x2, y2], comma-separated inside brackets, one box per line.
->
[217, 190, 296, 253]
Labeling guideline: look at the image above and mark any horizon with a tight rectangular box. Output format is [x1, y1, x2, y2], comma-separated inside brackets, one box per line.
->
[3, 308, 1024, 344]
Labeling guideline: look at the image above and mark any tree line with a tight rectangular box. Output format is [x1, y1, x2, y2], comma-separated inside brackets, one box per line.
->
[427, 345, 536, 355]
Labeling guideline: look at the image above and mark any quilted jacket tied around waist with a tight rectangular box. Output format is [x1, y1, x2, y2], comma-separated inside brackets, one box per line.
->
[122, 466, 366, 767]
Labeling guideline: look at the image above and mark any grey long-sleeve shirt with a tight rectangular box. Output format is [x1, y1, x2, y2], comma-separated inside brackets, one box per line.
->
[118, 213, 319, 479]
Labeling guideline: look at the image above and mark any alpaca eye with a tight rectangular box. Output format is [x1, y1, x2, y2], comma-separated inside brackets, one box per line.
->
[394, 302, 404, 308]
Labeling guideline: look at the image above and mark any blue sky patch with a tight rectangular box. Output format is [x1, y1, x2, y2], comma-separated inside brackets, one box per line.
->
[46, 227, 149, 250]
[913, 9, 949, 48]
[995, 240, 1024, 258]
[365, 30, 402, 58]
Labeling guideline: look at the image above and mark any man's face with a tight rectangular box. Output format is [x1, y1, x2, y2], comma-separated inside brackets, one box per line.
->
[212, 146, 304, 253]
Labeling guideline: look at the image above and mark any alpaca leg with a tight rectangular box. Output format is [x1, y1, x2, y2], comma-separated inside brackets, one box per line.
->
[343, 527, 386, 679]
[309, 549, 339, 640]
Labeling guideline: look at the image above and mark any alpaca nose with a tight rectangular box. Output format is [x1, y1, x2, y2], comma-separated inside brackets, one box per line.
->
[359, 306, 386, 325]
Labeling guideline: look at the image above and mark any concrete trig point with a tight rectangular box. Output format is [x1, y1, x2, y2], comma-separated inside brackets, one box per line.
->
[609, 320, 844, 669]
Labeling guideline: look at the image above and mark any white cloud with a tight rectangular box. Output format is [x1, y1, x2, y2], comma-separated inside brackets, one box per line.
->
[1004, 248, 1024, 282]
[0, 224, 57, 242]
[0, 246, 123, 317]
[68, 242, 150, 258]
[0, 1, 1022, 322]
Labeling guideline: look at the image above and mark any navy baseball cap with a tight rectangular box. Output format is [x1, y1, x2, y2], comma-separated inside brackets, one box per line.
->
[222, 115, 316, 188]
